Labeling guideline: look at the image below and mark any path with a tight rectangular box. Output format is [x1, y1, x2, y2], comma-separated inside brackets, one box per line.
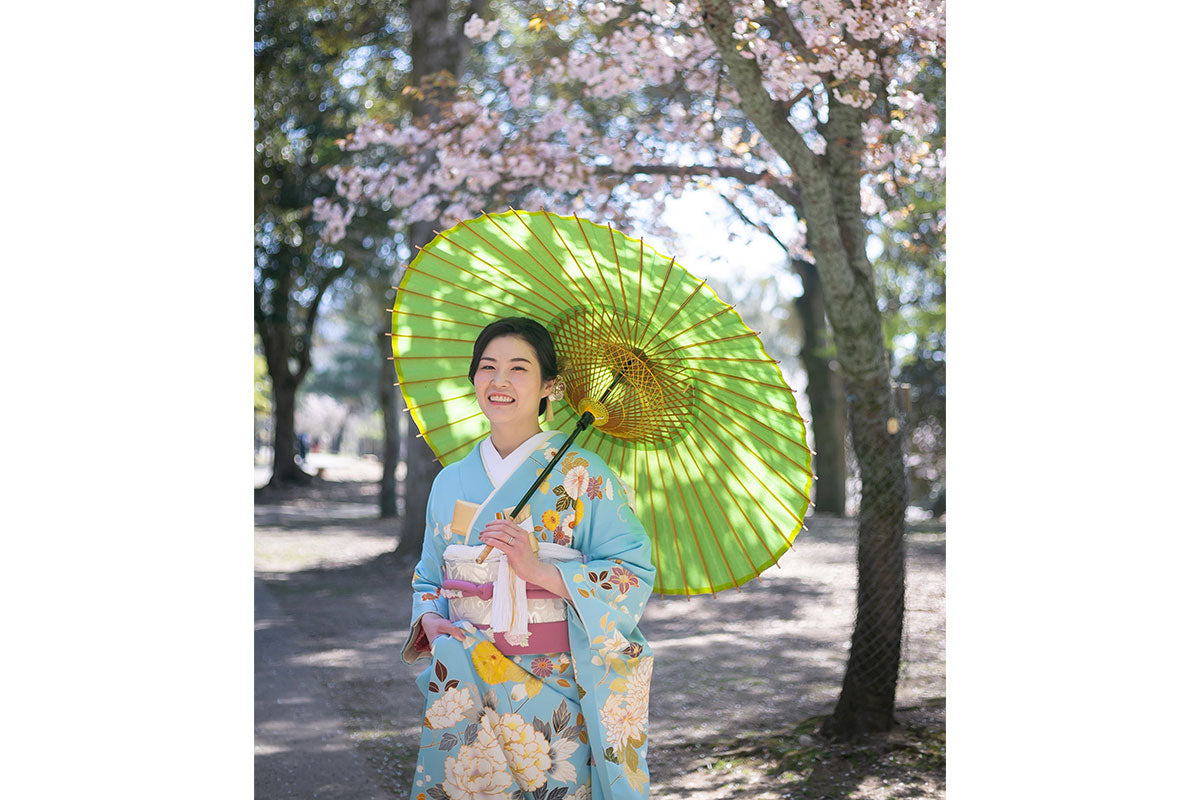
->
[254, 459, 945, 798]
[255, 578, 390, 800]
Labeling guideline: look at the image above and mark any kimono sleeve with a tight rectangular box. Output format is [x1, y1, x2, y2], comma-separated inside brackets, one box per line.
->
[400, 474, 451, 664]
[551, 454, 655, 649]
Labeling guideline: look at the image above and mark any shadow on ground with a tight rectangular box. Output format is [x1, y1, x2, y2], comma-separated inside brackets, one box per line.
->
[255, 468, 945, 800]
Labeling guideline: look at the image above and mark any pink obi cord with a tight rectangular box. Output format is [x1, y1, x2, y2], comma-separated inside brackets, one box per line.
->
[441, 578, 570, 656]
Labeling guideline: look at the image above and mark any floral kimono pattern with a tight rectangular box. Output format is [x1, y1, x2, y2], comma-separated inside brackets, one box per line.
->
[403, 431, 655, 800]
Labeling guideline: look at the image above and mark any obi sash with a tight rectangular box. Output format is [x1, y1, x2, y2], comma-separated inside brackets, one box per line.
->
[442, 542, 584, 655]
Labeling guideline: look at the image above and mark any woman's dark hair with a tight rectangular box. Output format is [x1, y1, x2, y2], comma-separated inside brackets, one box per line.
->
[468, 317, 559, 416]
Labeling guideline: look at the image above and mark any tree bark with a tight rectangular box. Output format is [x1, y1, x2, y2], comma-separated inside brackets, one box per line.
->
[396, 218, 444, 559]
[377, 302, 400, 518]
[698, 0, 907, 739]
[393, 0, 487, 557]
[793, 259, 847, 517]
[267, 365, 304, 483]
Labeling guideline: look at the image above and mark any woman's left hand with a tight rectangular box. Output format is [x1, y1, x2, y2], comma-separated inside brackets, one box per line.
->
[480, 518, 544, 584]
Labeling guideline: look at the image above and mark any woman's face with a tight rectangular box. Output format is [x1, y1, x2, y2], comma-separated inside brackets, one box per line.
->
[473, 335, 552, 428]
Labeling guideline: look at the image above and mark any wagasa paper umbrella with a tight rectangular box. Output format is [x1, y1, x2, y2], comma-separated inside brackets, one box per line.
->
[392, 209, 813, 596]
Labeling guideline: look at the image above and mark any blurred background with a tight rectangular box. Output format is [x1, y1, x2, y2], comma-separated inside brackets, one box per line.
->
[255, 1, 945, 797]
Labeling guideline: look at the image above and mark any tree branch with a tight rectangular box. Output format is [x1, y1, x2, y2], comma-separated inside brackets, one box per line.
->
[717, 191, 787, 254]
[596, 161, 808, 215]
[764, 2, 817, 62]
[696, 0, 824, 187]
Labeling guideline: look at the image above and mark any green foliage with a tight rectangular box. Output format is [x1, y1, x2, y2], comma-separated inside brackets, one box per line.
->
[254, 0, 411, 377]
[255, 338, 273, 415]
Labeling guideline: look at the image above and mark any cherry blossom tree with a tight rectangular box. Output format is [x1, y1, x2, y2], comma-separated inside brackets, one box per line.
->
[319, 0, 944, 738]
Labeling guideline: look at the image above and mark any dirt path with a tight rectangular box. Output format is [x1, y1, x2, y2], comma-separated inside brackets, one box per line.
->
[254, 459, 945, 799]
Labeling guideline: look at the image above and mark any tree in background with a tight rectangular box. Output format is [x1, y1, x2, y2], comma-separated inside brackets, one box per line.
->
[302, 282, 384, 453]
[319, 0, 944, 737]
[254, 0, 409, 485]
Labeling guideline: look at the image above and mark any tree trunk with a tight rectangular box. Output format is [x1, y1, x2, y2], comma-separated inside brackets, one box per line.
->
[793, 259, 847, 517]
[396, 219, 443, 559]
[259, 310, 308, 486]
[698, 0, 908, 739]
[821, 375, 908, 738]
[392, 0, 486, 557]
[378, 306, 400, 518]
[268, 376, 306, 483]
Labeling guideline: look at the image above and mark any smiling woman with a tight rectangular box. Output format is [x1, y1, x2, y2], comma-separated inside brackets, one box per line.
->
[402, 317, 657, 800]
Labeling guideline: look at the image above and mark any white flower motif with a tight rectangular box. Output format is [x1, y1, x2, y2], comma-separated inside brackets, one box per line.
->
[599, 692, 646, 750]
[604, 479, 614, 500]
[624, 656, 653, 712]
[442, 735, 512, 800]
[496, 712, 551, 791]
[596, 630, 629, 664]
[426, 686, 474, 729]
[563, 465, 590, 500]
[566, 786, 591, 800]
[503, 630, 531, 648]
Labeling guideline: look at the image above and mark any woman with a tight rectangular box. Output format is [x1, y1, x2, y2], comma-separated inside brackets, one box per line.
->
[401, 317, 655, 800]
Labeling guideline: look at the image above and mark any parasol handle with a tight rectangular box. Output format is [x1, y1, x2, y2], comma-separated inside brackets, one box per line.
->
[475, 410, 596, 564]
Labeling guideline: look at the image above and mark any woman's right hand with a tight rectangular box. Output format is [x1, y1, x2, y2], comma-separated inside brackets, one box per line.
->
[420, 612, 467, 644]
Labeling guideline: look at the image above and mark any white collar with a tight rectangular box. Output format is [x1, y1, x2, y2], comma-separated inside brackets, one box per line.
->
[480, 430, 557, 489]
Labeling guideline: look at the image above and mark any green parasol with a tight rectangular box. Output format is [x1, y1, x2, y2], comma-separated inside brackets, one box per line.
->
[392, 209, 813, 596]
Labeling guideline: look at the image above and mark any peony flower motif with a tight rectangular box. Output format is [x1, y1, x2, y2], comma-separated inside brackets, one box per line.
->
[529, 656, 555, 678]
[609, 565, 639, 593]
[503, 630, 531, 648]
[541, 510, 560, 530]
[553, 525, 573, 546]
[599, 692, 646, 750]
[496, 713, 551, 791]
[474, 708, 510, 770]
[624, 656, 653, 713]
[565, 786, 591, 800]
[586, 476, 603, 500]
[472, 641, 524, 685]
[441, 744, 512, 800]
[563, 465, 590, 500]
[426, 686, 474, 729]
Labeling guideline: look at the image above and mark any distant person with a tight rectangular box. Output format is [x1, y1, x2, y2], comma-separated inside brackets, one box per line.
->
[296, 432, 310, 463]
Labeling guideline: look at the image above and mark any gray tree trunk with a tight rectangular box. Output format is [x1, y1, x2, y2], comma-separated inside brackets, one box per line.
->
[699, 0, 908, 739]
[267, 367, 304, 483]
[394, 0, 487, 558]
[793, 259, 847, 516]
[377, 303, 401, 518]
[256, 252, 332, 486]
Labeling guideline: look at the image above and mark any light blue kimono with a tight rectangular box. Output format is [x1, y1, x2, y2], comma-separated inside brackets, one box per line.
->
[402, 430, 655, 800]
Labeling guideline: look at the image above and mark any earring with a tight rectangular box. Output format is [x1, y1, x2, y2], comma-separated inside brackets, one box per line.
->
[545, 377, 566, 423]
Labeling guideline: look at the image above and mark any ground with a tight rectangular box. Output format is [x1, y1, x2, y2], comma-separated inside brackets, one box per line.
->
[255, 454, 945, 799]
